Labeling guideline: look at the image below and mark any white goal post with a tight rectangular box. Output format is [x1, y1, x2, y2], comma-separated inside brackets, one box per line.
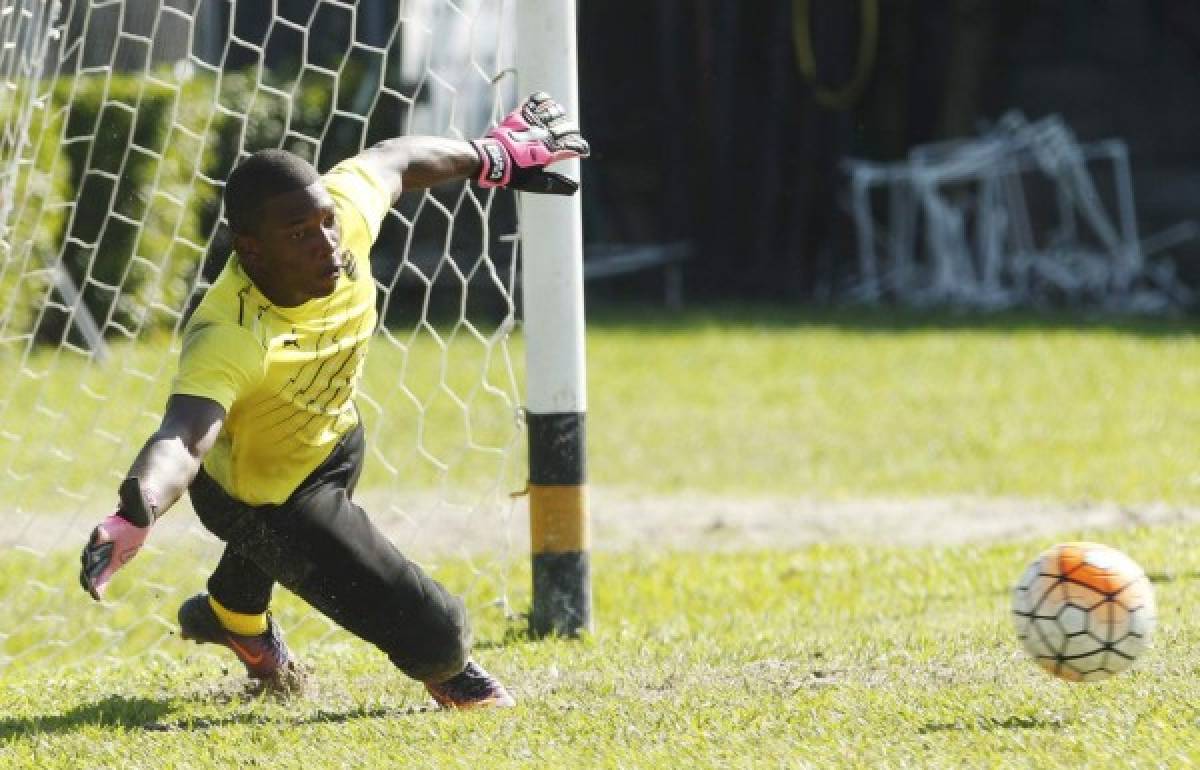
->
[0, 0, 589, 671]
[517, 1, 591, 637]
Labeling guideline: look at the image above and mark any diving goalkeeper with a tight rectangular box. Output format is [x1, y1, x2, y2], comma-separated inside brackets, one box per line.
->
[78, 93, 588, 709]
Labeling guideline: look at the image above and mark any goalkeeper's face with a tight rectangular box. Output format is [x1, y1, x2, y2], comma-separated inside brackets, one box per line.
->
[243, 182, 343, 306]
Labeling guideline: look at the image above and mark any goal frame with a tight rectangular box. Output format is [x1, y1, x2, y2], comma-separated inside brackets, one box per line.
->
[0, 0, 592, 663]
[517, 1, 592, 638]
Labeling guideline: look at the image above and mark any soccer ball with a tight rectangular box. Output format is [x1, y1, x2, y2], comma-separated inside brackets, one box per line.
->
[1011, 541, 1156, 682]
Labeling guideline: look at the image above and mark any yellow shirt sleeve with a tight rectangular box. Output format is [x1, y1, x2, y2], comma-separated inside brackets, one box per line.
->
[322, 158, 392, 245]
[171, 320, 265, 411]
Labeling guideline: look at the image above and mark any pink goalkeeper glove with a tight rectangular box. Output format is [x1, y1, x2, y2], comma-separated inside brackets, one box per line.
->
[79, 478, 156, 601]
[471, 92, 590, 195]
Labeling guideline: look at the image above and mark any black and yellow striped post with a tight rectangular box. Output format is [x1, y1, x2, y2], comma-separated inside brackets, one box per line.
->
[528, 413, 590, 636]
[517, 0, 592, 637]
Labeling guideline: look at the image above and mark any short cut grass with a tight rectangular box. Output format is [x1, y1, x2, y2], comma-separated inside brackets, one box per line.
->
[223, 149, 321, 234]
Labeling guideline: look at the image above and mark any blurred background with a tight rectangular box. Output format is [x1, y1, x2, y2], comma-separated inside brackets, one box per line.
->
[9, 0, 1200, 344]
[579, 0, 1200, 309]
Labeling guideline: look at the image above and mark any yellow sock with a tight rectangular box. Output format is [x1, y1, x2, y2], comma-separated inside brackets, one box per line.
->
[208, 595, 269, 636]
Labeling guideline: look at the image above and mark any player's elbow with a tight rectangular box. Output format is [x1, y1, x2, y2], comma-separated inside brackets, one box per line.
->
[158, 394, 225, 459]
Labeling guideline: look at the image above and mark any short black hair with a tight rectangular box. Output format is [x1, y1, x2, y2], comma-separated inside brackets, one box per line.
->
[223, 149, 321, 234]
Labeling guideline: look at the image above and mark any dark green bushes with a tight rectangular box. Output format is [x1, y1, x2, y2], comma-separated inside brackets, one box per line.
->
[3, 68, 356, 348]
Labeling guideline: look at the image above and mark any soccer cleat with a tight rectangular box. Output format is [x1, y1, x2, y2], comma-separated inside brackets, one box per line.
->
[424, 660, 516, 710]
[177, 593, 293, 680]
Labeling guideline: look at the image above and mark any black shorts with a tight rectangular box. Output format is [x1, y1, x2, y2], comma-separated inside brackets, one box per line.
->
[188, 422, 469, 682]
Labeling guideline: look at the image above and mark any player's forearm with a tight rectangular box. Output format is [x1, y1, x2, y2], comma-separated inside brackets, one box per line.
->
[79, 429, 199, 598]
[123, 433, 204, 518]
[359, 136, 482, 200]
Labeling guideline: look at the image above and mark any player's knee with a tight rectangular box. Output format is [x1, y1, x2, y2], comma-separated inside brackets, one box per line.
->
[391, 593, 471, 682]
[424, 613, 471, 682]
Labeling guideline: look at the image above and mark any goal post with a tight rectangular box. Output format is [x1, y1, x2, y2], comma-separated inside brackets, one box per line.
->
[516, 0, 592, 638]
[0, 0, 590, 672]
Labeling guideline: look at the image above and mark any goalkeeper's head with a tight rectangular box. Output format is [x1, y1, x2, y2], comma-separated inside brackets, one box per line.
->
[223, 149, 343, 307]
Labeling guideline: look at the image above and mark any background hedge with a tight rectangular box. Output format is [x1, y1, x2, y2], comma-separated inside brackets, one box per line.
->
[2, 66, 398, 349]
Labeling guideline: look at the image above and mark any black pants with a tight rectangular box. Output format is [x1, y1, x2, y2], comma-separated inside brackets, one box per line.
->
[188, 423, 470, 682]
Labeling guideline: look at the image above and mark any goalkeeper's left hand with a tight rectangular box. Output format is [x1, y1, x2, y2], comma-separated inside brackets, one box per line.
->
[471, 92, 590, 195]
[79, 478, 156, 601]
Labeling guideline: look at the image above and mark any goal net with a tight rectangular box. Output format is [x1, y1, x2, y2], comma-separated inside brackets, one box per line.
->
[0, 0, 529, 671]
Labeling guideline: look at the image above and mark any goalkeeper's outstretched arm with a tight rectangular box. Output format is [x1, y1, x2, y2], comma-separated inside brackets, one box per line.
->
[357, 92, 590, 203]
[357, 136, 482, 202]
[79, 395, 225, 600]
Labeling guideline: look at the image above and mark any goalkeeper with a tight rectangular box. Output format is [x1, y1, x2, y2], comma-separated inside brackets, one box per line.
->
[78, 93, 588, 709]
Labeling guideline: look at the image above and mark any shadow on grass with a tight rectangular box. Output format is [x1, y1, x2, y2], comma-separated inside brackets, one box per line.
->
[142, 705, 430, 732]
[919, 714, 1067, 734]
[0, 695, 174, 738]
[0, 693, 435, 737]
[472, 615, 595, 650]
[472, 619, 535, 651]
[586, 301, 1200, 338]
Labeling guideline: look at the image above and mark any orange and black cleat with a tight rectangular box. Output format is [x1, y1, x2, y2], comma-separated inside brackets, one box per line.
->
[425, 660, 516, 710]
[177, 593, 293, 680]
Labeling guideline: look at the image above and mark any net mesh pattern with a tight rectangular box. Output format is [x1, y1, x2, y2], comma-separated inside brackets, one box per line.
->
[0, 0, 526, 671]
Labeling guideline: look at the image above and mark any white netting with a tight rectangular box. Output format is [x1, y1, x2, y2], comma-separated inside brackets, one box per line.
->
[1, 1, 59, 233]
[0, 0, 527, 670]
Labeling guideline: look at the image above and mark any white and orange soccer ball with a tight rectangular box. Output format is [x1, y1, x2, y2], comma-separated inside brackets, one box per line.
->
[1012, 541, 1156, 682]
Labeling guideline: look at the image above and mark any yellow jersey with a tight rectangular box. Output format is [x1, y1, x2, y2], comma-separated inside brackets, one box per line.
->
[171, 158, 391, 505]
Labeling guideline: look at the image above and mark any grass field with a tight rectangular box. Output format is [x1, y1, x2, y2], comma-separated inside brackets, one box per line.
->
[585, 305, 1200, 503]
[2, 305, 1199, 768]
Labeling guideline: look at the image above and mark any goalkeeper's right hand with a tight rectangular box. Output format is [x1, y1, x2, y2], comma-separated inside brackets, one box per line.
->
[79, 479, 156, 601]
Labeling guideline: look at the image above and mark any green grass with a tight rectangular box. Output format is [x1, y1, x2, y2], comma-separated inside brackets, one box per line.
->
[586, 305, 1200, 503]
[4, 305, 1200, 513]
[2, 525, 1198, 768]
[3, 305, 1200, 767]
